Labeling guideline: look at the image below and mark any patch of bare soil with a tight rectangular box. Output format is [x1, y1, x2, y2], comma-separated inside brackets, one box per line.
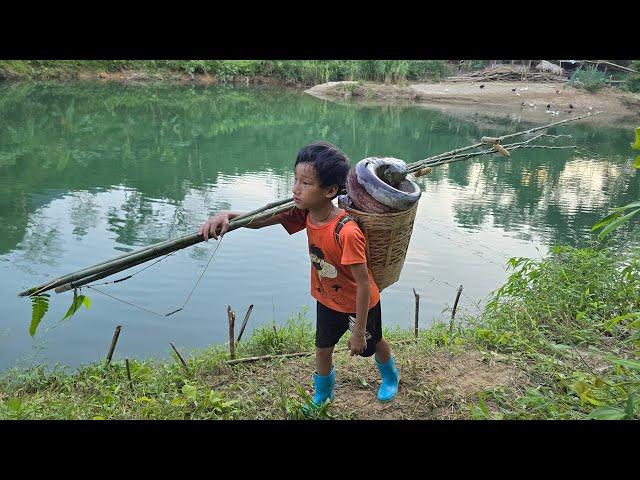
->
[209, 344, 525, 420]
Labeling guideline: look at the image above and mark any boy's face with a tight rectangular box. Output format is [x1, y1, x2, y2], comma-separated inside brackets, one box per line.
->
[292, 162, 337, 210]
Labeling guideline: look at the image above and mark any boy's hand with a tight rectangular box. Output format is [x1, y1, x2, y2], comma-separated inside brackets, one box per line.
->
[348, 330, 367, 356]
[199, 212, 230, 241]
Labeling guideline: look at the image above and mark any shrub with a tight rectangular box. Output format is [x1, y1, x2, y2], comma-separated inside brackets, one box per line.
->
[569, 66, 606, 93]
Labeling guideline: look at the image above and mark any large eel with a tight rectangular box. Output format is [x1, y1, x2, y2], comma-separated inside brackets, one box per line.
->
[352, 157, 421, 211]
[345, 168, 398, 213]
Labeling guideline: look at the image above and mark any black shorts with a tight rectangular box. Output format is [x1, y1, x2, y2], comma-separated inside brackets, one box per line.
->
[316, 301, 383, 357]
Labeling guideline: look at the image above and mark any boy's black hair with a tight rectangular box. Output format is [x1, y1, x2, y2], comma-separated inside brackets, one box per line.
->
[295, 141, 350, 199]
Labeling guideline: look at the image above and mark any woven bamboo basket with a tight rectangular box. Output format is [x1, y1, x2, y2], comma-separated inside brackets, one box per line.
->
[341, 200, 419, 291]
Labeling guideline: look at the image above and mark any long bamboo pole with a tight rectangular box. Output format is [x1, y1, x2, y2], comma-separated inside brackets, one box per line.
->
[18, 198, 296, 297]
[18, 202, 296, 297]
[18, 112, 599, 298]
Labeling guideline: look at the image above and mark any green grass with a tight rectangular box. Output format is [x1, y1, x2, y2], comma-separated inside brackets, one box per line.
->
[2, 244, 639, 420]
[464, 244, 640, 419]
[0, 60, 455, 84]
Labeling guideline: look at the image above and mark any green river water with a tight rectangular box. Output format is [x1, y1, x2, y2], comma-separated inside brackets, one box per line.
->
[1, 82, 638, 372]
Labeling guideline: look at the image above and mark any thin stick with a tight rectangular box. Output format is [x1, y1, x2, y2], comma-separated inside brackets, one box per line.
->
[170, 342, 191, 374]
[223, 339, 418, 365]
[449, 285, 464, 335]
[409, 111, 600, 173]
[125, 358, 134, 392]
[105, 325, 122, 366]
[227, 306, 236, 360]
[236, 304, 254, 344]
[412, 288, 420, 338]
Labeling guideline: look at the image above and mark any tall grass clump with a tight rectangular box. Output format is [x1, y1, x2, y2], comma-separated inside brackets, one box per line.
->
[236, 307, 315, 357]
[468, 245, 640, 419]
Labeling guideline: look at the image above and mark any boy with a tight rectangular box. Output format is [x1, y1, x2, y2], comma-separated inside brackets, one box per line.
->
[198, 141, 399, 407]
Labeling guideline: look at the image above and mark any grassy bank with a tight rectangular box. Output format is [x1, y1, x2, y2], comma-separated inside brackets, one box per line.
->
[0, 60, 457, 85]
[1, 244, 639, 420]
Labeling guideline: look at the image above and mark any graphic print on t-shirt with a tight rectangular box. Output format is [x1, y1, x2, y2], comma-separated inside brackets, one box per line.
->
[309, 243, 346, 306]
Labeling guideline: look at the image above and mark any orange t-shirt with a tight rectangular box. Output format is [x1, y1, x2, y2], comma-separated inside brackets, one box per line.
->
[280, 207, 380, 313]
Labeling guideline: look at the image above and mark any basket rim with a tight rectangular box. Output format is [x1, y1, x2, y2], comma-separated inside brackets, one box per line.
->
[343, 199, 419, 218]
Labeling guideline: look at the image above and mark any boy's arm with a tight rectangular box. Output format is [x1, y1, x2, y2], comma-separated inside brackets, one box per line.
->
[199, 210, 286, 240]
[348, 263, 371, 356]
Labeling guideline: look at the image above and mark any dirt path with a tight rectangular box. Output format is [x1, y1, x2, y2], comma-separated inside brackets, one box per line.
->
[306, 81, 640, 126]
[209, 343, 525, 419]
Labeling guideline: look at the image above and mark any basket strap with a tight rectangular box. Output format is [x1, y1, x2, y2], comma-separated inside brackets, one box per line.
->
[334, 213, 373, 278]
[334, 214, 356, 249]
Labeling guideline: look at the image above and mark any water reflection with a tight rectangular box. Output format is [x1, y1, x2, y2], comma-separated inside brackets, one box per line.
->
[1, 82, 638, 370]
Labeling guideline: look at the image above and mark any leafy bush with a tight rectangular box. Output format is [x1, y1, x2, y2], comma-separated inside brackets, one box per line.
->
[626, 60, 640, 93]
[569, 66, 606, 93]
[407, 60, 452, 81]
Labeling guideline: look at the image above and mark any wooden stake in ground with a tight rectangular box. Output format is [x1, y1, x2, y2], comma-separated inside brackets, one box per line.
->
[449, 285, 463, 335]
[412, 288, 420, 338]
[105, 325, 122, 366]
[125, 358, 133, 392]
[169, 342, 191, 375]
[227, 306, 236, 360]
[236, 304, 254, 345]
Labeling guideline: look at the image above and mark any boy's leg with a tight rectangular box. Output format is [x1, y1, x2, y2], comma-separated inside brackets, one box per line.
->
[315, 346, 334, 376]
[308, 302, 349, 407]
[357, 301, 399, 402]
[374, 338, 391, 363]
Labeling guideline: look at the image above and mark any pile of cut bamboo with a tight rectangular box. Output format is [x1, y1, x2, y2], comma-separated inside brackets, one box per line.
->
[447, 66, 565, 83]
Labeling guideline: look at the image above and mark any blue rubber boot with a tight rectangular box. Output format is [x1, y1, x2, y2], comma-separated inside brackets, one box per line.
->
[311, 365, 336, 406]
[375, 355, 399, 402]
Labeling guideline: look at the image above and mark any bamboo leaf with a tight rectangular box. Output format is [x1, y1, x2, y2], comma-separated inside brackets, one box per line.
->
[605, 353, 640, 370]
[632, 127, 640, 150]
[592, 203, 640, 233]
[612, 201, 640, 211]
[609, 357, 640, 370]
[29, 294, 50, 337]
[592, 211, 623, 231]
[61, 294, 89, 322]
[82, 295, 92, 310]
[624, 394, 637, 418]
[588, 406, 626, 420]
[597, 208, 640, 239]
[604, 312, 640, 332]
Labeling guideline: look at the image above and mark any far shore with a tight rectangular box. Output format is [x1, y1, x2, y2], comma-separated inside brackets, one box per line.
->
[305, 80, 640, 126]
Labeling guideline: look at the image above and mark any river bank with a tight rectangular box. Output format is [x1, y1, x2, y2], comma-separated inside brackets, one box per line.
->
[3, 60, 638, 124]
[2, 245, 639, 420]
[305, 81, 640, 126]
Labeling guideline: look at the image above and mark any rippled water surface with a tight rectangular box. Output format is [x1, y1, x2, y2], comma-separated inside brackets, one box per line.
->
[1, 82, 638, 371]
